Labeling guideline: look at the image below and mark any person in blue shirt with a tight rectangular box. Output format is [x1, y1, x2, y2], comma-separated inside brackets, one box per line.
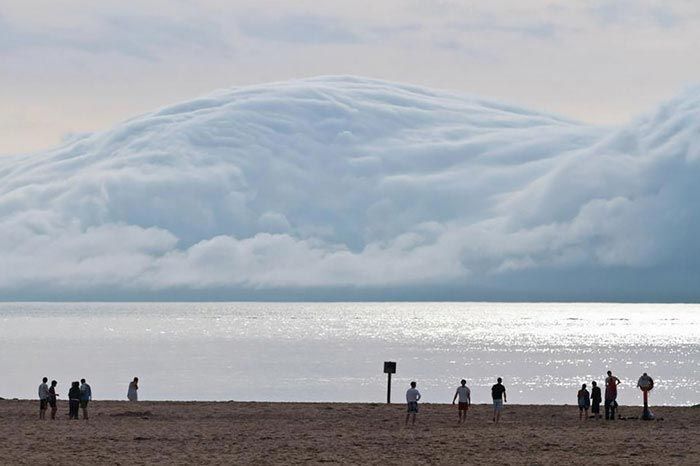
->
[38, 377, 50, 419]
[79, 378, 92, 420]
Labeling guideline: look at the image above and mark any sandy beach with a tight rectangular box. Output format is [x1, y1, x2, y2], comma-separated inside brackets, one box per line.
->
[0, 400, 698, 465]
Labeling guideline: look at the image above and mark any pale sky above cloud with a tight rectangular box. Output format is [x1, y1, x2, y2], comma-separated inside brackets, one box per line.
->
[1, 0, 699, 154]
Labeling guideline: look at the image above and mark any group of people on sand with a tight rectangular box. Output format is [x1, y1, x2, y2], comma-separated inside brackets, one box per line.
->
[405, 377, 507, 426]
[576, 371, 654, 421]
[406, 370, 654, 426]
[38, 376, 141, 420]
[575, 370, 619, 421]
[38, 377, 91, 420]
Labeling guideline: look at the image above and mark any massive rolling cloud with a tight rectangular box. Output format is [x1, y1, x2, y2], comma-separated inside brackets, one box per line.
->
[1, 76, 699, 300]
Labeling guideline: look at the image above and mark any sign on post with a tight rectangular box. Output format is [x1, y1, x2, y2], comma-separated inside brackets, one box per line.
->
[384, 361, 396, 404]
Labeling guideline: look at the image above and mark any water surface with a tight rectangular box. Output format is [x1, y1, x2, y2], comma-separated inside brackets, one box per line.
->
[0, 302, 697, 405]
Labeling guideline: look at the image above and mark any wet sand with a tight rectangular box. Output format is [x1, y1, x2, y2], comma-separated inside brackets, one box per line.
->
[0, 400, 698, 465]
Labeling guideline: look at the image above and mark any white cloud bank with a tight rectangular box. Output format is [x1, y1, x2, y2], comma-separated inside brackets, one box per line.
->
[1, 76, 699, 300]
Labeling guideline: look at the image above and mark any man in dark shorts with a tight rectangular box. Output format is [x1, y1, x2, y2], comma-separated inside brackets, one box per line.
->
[405, 381, 421, 427]
[491, 377, 507, 424]
[38, 377, 49, 419]
[79, 378, 92, 420]
[590, 381, 602, 419]
[48, 380, 58, 420]
[452, 379, 471, 424]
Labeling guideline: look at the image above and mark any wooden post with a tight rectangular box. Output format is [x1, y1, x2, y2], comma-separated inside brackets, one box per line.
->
[383, 361, 396, 404]
[387, 372, 392, 404]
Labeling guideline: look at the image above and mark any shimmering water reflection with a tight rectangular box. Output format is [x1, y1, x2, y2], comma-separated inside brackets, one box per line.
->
[0, 303, 697, 405]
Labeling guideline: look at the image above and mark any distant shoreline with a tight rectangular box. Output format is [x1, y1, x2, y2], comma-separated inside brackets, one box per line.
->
[3, 299, 700, 304]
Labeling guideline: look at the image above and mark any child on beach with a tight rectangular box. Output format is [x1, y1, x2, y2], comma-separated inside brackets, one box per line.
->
[452, 379, 471, 424]
[577, 384, 590, 420]
[405, 381, 421, 426]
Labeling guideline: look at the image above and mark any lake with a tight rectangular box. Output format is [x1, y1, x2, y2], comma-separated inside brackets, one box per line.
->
[0, 302, 697, 405]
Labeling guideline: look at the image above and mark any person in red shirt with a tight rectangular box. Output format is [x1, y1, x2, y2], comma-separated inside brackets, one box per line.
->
[604, 370, 621, 420]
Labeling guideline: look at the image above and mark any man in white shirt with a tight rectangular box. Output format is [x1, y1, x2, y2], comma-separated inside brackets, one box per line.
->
[452, 379, 471, 424]
[38, 377, 50, 419]
[405, 381, 421, 426]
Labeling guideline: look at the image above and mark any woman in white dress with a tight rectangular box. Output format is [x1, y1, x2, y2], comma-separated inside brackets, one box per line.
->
[127, 377, 139, 401]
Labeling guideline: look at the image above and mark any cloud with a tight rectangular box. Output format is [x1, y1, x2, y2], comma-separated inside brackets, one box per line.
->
[238, 14, 360, 44]
[0, 12, 232, 59]
[588, 0, 683, 28]
[451, 19, 559, 39]
[0, 76, 699, 300]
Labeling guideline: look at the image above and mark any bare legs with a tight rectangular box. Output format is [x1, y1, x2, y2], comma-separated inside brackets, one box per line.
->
[493, 404, 503, 424]
[458, 409, 467, 424]
[405, 412, 416, 426]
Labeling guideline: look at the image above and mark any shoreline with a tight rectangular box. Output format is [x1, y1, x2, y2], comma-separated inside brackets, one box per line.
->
[1, 398, 698, 408]
[2, 400, 698, 464]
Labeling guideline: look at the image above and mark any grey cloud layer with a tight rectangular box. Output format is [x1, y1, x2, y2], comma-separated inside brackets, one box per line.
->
[0, 13, 230, 59]
[1, 76, 698, 300]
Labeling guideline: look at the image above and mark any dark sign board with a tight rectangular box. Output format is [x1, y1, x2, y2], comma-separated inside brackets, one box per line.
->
[384, 361, 396, 374]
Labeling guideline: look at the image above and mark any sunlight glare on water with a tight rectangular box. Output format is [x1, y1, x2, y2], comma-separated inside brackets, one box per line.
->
[0, 302, 697, 405]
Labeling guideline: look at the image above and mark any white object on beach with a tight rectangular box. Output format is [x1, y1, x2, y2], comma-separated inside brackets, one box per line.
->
[127, 382, 138, 401]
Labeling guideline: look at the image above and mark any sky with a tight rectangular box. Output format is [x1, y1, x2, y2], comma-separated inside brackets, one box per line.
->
[1, 1, 699, 301]
[2, 0, 700, 155]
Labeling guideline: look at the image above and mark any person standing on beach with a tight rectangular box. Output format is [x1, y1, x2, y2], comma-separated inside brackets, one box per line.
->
[405, 381, 421, 426]
[491, 377, 507, 424]
[68, 381, 81, 420]
[38, 377, 50, 419]
[452, 379, 471, 424]
[577, 384, 590, 420]
[79, 378, 92, 420]
[48, 380, 59, 420]
[590, 381, 602, 419]
[604, 370, 621, 420]
[127, 377, 139, 402]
